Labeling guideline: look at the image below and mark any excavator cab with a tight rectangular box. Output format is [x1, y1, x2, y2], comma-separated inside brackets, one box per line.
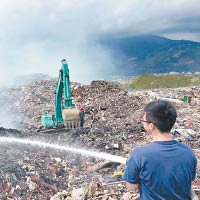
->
[41, 59, 81, 129]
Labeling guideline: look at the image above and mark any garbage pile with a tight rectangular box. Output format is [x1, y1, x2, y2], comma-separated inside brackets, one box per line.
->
[0, 127, 128, 199]
[0, 80, 144, 133]
[132, 86, 200, 148]
[0, 80, 200, 199]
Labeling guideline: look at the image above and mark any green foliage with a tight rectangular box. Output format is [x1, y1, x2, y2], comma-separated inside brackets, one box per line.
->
[122, 74, 200, 90]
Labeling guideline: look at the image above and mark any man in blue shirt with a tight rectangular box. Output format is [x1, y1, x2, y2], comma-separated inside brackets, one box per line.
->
[123, 100, 197, 200]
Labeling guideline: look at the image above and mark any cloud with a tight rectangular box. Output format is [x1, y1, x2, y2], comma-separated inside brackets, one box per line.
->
[1, 0, 200, 38]
[0, 0, 200, 86]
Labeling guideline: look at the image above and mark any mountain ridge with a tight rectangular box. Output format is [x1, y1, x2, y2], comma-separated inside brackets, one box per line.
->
[100, 34, 200, 76]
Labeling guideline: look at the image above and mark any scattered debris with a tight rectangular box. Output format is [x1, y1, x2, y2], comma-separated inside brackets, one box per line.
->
[0, 81, 199, 198]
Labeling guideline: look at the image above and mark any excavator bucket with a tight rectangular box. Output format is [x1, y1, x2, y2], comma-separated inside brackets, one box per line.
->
[62, 108, 80, 129]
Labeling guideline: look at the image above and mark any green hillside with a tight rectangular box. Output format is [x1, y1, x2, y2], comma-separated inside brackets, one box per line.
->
[122, 74, 200, 90]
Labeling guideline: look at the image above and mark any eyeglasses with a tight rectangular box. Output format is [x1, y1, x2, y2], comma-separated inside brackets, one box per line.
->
[140, 119, 152, 123]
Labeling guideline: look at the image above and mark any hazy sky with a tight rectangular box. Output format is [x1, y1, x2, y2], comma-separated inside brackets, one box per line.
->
[0, 0, 200, 85]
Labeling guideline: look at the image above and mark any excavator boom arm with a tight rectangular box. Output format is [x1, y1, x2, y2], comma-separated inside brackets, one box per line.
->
[41, 59, 80, 128]
[62, 60, 73, 108]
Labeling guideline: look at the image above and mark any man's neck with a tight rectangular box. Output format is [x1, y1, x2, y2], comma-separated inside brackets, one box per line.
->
[152, 131, 173, 142]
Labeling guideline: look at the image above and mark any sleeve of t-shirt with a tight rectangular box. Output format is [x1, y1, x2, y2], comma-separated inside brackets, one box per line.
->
[123, 148, 141, 184]
[192, 154, 197, 181]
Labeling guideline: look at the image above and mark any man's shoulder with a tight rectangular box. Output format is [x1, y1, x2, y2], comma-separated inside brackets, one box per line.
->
[132, 141, 195, 157]
[137, 141, 192, 150]
[174, 141, 195, 154]
[134, 142, 157, 151]
[131, 143, 155, 155]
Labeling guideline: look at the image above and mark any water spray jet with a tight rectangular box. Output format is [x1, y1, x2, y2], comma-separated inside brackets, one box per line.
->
[0, 137, 127, 164]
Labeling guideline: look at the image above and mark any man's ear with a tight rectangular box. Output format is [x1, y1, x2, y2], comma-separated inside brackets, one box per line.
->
[150, 123, 156, 130]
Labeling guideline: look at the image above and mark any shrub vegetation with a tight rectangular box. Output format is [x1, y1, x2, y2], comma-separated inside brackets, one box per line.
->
[122, 74, 200, 90]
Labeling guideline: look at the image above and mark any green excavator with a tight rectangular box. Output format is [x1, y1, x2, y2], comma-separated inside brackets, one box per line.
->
[41, 59, 80, 129]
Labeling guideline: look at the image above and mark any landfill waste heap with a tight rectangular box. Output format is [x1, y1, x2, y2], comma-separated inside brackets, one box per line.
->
[0, 80, 200, 199]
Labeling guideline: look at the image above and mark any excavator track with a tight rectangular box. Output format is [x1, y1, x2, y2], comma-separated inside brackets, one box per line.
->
[37, 127, 70, 134]
[37, 127, 90, 135]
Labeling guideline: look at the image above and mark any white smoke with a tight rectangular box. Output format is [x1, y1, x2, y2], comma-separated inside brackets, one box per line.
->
[0, 0, 200, 87]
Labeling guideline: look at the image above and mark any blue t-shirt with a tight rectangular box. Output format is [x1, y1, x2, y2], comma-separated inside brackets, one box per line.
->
[123, 140, 197, 200]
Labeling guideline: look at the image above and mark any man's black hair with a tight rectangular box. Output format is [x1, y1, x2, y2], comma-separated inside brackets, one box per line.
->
[144, 100, 177, 133]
